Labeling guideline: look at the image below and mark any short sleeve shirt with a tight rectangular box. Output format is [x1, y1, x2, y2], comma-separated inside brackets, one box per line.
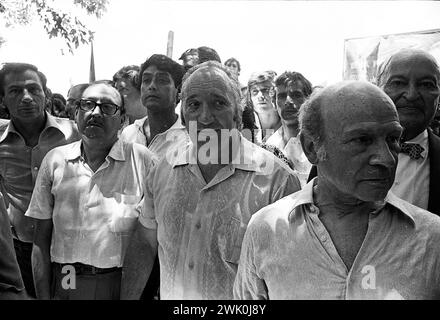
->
[25, 139, 157, 268]
[139, 136, 301, 299]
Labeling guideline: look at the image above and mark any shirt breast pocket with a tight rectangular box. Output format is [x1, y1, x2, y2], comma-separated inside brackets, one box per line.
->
[108, 193, 142, 234]
[217, 215, 247, 266]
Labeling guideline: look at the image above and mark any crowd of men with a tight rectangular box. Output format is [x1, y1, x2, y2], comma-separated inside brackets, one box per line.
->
[1, 45, 440, 300]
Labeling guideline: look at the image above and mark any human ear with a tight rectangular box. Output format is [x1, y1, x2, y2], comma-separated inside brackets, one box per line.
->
[300, 132, 319, 165]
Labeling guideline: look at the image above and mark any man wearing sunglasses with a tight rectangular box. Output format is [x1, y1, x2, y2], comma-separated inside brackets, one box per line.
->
[26, 81, 156, 300]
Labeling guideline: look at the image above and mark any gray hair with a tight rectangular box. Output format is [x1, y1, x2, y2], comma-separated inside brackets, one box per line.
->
[298, 89, 327, 160]
[181, 61, 242, 126]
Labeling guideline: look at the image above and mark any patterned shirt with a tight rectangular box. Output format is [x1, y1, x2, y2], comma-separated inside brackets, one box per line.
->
[0, 113, 80, 242]
[139, 136, 301, 299]
[234, 179, 440, 300]
[25, 140, 156, 268]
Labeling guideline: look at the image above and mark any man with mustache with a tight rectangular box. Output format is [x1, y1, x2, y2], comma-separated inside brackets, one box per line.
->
[0, 63, 79, 298]
[377, 48, 440, 214]
[266, 71, 313, 185]
[234, 81, 440, 300]
[26, 81, 156, 299]
[122, 61, 300, 300]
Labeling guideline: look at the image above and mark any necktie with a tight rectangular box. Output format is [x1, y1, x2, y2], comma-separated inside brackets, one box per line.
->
[400, 142, 425, 160]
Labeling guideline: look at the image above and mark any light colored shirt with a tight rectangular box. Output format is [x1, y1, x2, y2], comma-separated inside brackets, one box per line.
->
[25, 140, 156, 268]
[391, 130, 429, 210]
[140, 136, 301, 300]
[119, 113, 188, 158]
[0, 113, 80, 242]
[234, 178, 440, 300]
[265, 127, 312, 186]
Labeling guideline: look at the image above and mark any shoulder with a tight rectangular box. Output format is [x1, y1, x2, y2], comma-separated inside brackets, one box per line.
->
[120, 120, 145, 143]
[124, 140, 157, 163]
[53, 117, 79, 136]
[246, 139, 295, 176]
[247, 190, 304, 236]
[388, 192, 440, 238]
[0, 119, 9, 137]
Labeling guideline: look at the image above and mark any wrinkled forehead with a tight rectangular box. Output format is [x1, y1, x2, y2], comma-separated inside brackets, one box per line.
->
[82, 84, 122, 105]
[386, 51, 440, 79]
[184, 67, 235, 95]
[4, 69, 43, 87]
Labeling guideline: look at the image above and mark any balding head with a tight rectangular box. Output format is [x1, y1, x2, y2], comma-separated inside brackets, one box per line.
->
[300, 81, 402, 202]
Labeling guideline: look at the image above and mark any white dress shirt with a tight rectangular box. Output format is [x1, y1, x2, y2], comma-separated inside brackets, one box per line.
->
[391, 130, 430, 210]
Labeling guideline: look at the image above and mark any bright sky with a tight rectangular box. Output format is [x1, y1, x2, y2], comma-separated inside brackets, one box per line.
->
[1, 0, 440, 96]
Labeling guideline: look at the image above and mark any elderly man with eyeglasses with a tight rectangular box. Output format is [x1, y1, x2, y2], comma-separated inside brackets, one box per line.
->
[25, 81, 156, 300]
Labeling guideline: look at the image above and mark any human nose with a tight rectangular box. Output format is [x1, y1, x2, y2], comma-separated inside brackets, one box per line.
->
[21, 88, 33, 102]
[369, 140, 396, 169]
[404, 82, 420, 101]
[90, 104, 103, 116]
[198, 104, 214, 125]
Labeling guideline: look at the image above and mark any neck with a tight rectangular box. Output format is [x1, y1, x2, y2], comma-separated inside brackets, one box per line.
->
[11, 113, 46, 146]
[196, 134, 240, 182]
[128, 103, 148, 125]
[257, 109, 281, 136]
[314, 177, 384, 219]
[282, 123, 299, 142]
[146, 109, 177, 141]
[82, 136, 117, 170]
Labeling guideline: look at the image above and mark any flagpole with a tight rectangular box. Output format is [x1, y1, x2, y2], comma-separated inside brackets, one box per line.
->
[89, 41, 96, 83]
[167, 31, 174, 58]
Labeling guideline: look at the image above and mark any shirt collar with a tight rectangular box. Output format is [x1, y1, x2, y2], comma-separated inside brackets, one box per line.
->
[0, 112, 68, 143]
[65, 138, 126, 162]
[135, 113, 185, 134]
[289, 178, 416, 227]
[404, 129, 428, 158]
[171, 133, 264, 173]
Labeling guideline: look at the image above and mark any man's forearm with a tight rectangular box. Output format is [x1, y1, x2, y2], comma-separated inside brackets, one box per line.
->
[121, 227, 157, 300]
[31, 244, 52, 300]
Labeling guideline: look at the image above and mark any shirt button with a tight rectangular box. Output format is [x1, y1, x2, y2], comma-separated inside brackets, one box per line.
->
[195, 221, 201, 229]
[34, 167, 38, 171]
[321, 236, 328, 243]
[188, 262, 194, 270]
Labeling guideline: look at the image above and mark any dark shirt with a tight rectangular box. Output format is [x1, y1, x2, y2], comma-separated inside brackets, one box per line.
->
[0, 192, 25, 294]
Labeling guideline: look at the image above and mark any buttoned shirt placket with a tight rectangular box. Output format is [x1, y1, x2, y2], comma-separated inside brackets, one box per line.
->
[179, 164, 237, 299]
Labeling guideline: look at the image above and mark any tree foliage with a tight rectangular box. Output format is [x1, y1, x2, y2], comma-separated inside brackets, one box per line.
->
[0, 0, 108, 53]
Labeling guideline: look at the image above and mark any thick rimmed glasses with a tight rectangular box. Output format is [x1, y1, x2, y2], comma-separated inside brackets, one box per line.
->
[79, 99, 121, 116]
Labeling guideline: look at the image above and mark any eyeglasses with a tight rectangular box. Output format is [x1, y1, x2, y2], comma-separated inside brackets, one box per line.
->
[79, 99, 121, 116]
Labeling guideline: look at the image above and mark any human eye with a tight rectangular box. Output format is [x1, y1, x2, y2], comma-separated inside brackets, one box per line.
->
[388, 78, 406, 88]
[419, 80, 437, 90]
[186, 100, 200, 111]
[277, 93, 287, 100]
[80, 100, 95, 111]
[7, 87, 20, 95]
[142, 76, 153, 85]
[351, 136, 373, 146]
[251, 89, 259, 96]
[29, 86, 42, 94]
[101, 103, 118, 115]
[156, 76, 170, 85]
[214, 99, 228, 109]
